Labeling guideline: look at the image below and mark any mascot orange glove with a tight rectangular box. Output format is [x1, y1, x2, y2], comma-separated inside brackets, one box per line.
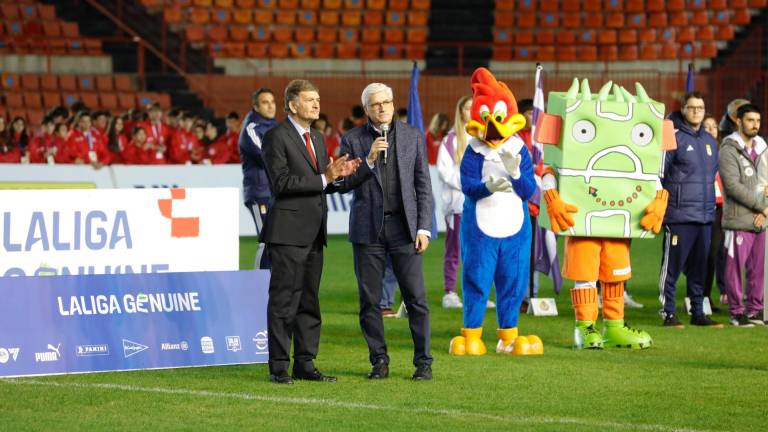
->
[640, 189, 669, 234]
[543, 189, 578, 233]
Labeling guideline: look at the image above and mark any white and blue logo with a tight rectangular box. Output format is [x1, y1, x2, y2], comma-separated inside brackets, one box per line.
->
[76, 344, 109, 357]
[122, 339, 148, 358]
[226, 336, 241, 352]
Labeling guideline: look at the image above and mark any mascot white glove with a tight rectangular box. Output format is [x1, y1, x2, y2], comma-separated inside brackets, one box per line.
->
[499, 148, 521, 179]
[485, 175, 513, 193]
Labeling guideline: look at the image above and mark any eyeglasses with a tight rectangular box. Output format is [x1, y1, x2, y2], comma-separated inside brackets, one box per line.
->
[685, 106, 705, 112]
[369, 100, 394, 110]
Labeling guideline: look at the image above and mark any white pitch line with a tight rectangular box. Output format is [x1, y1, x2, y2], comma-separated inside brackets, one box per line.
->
[3, 379, 713, 432]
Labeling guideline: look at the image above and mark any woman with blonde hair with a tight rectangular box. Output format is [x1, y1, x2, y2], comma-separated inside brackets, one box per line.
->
[437, 95, 472, 309]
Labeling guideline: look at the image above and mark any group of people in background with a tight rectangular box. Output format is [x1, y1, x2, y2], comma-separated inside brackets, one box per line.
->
[0, 102, 243, 166]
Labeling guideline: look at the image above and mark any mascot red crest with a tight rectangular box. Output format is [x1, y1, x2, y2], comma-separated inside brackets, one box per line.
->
[466, 67, 526, 149]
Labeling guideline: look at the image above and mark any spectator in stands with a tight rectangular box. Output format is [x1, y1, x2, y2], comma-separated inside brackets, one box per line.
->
[169, 111, 202, 164]
[396, 108, 408, 123]
[28, 116, 64, 164]
[8, 116, 29, 153]
[201, 121, 230, 164]
[351, 104, 366, 127]
[69, 101, 88, 120]
[658, 92, 722, 328]
[105, 114, 129, 164]
[240, 88, 278, 270]
[719, 99, 750, 138]
[703, 113, 727, 311]
[55, 122, 68, 143]
[64, 111, 111, 167]
[166, 108, 180, 130]
[0, 116, 21, 164]
[313, 114, 340, 158]
[193, 123, 205, 144]
[122, 126, 151, 165]
[92, 111, 110, 137]
[47, 106, 68, 126]
[426, 113, 449, 165]
[143, 103, 172, 157]
[719, 103, 767, 327]
[224, 112, 241, 163]
[437, 95, 472, 309]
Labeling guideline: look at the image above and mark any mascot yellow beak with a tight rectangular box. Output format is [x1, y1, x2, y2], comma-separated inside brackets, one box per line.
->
[466, 113, 526, 149]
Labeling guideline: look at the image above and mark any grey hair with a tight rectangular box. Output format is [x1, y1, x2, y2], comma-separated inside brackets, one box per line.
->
[361, 83, 394, 107]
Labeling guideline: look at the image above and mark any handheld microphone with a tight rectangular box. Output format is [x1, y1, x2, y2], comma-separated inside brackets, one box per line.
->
[380, 123, 389, 165]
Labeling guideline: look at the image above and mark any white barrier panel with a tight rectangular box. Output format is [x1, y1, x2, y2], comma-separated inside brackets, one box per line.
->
[0, 188, 239, 277]
[0, 164, 447, 236]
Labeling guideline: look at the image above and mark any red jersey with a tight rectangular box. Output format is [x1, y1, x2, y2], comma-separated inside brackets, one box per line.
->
[325, 133, 340, 159]
[27, 133, 64, 163]
[426, 131, 442, 165]
[63, 128, 112, 165]
[169, 128, 202, 164]
[222, 130, 240, 163]
[204, 136, 232, 164]
[142, 121, 173, 150]
[0, 144, 21, 163]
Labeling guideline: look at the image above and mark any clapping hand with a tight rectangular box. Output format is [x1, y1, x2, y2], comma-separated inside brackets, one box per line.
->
[498, 148, 521, 178]
[325, 154, 362, 182]
[485, 175, 513, 193]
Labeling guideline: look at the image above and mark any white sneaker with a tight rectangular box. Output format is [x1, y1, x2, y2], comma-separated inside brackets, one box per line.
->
[486, 300, 496, 309]
[442, 292, 463, 308]
[624, 292, 644, 309]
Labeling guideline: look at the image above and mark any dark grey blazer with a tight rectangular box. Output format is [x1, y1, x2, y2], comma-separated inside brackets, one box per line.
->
[261, 119, 338, 246]
[337, 121, 433, 244]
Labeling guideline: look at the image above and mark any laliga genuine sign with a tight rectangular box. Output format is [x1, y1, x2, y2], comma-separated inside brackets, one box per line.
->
[0, 188, 239, 277]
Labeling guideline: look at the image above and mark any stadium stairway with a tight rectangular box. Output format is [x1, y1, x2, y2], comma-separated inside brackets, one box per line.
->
[42, 0, 216, 118]
[426, 0, 494, 74]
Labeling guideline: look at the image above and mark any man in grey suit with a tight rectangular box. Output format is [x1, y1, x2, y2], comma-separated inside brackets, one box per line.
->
[261, 79, 361, 384]
[337, 82, 434, 381]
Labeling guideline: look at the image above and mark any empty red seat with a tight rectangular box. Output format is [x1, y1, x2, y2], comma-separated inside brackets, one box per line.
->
[363, 10, 383, 25]
[536, 30, 555, 44]
[385, 11, 403, 26]
[518, 13, 535, 28]
[58, 75, 77, 91]
[233, 9, 252, 24]
[251, 26, 271, 41]
[339, 28, 358, 43]
[638, 28, 657, 43]
[583, 14, 603, 28]
[5, 93, 23, 108]
[665, 0, 684, 10]
[540, 13, 558, 27]
[691, 11, 708, 26]
[275, 10, 296, 25]
[268, 42, 289, 58]
[254, 10, 273, 25]
[319, 11, 338, 25]
[336, 43, 357, 58]
[495, 12, 513, 27]
[599, 45, 618, 61]
[81, 93, 99, 109]
[361, 28, 381, 43]
[360, 44, 380, 59]
[556, 31, 575, 44]
[345, 0, 363, 8]
[517, 0, 536, 11]
[677, 27, 695, 43]
[649, 12, 668, 27]
[40, 74, 58, 91]
[323, 0, 342, 8]
[411, 0, 430, 9]
[384, 28, 404, 43]
[367, 0, 385, 9]
[208, 27, 228, 42]
[515, 31, 533, 45]
[493, 29, 512, 44]
[247, 42, 268, 57]
[536, 46, 556, 61]
[606, 13, 625, 28]
[314, 43, 335, 58]
[562, 14, 581, 28]
[115, 75, 134, 92]
[556, 46, 576, 61]
[493, 46, 513, 61]
[619, 45, 638, 60]
[579, 46, 598, 61]
[640, 43, 659, 60]
[407, 11, 428, 26]
[712, 10, 730, 26]
[342, 11, 362, 26]
[627, 13, 646, 28]
[273, 27, 293, 42]
[515, 46, 535, 60]
[660, 43, 678, 59]
[699, 41, 718, 58]
[669, 12, 688, 26]
[716, 25, 734, 40]
[290, 43, 311, 58]
[20, 74, 39, 90]
[619, 30, 637, 44]
[186, 26, 205, 43]
[212, 9, 231, 24]
[100, 93, 118, 110]
[732, 9, 751, 25]
[583, 0, 601, 12]
[231, 26, 249, 41]
[598, 30, 617, 44]
[317, 27, 336, 42]
[298, 10, 317, 25]
[679, 42, 695, 59]
[42, 91, 61, 107]
[382, 44, 402, 59]
[496, 0, 514, 10]
[407, 28, 427, 44]
[295, 27, 314, 42]
[405, 44, 425, 59]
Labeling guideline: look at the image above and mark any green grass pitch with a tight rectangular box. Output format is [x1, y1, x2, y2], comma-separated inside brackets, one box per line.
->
[1, 235, 766, 431]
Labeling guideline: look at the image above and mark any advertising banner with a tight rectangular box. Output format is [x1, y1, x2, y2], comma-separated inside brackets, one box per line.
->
[0, 188, 238, 277]
[0, 270, 269, 378]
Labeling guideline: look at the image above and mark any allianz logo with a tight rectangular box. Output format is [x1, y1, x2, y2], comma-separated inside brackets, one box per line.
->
[35, 344, 61, 362]
[76, 344, 109, 357]
[161, 341, 189, 351]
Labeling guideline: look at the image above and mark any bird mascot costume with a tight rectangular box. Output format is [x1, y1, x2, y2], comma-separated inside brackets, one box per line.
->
[535, 78, 676, 349]
[449, 68, 543, 356]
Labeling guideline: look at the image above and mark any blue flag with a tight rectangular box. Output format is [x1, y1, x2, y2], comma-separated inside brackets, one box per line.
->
[407, 61, 424, 134]
[685, 63, 694, 93]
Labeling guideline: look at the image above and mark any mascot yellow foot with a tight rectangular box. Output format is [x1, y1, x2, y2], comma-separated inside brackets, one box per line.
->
[449, 328, 487, 356]
[496, 328, 544, 356]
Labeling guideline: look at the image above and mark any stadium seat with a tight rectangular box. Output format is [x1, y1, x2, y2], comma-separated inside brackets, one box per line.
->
[649, 13, 668, 27]
[716, 25, 734, 41]
[251, 26, 271, 41]
[68, 39, 85, 54]
[1, 74, 18, 90]
[389, 0, 408, 9]
[246, 42, 268, 57]
[323, 0, 342, 8]
[493, 29, 512, 44]
[233, 9, 252, 24]
[699, 41, 717, 58]
[384, 28, 404, 44]
[495, 12, 513, 27]
[295, 27, 314, 42]
[298, 10, 316, 25]
[96, 75, 114, 92]
[290, 43, 311, 58]
[518, 13, 535, 28]
[189, 9, 210, 24]
[366, 0, 385, 8]
[515, 31, 533, 45]
[81, 92, 99, 109]
[42, 21, 60, 37]
[339, 28, 358, 43]
[405, 44, 426, 59]
[659, 28, 676, 43]
[598, 30, 617, 45]
[42, 92, 61, 108]
[493, 46, 513, 61]
[276, 11, 296, 25]
[79, 76, 95, 92]
[253, 11, 273, 25]
[660, 43, 678, 59]
[496, 0, 514, 10]
[41, 74, 58, 91]
[540, 0, 558, 12]
[619, 30, 637, 44]
[730, 0, 747, 7]
[319, 11, 338, 26]
[670, 12, 688, 26]
[696, 25, 714, 41]
[0, 4, 19, 19]
[556, 30, 575, 44]
[606, 13, 625, 28]
[407, 11, 428, 26]
[625, 0, 643, 12]
[317, 27, 336, 42]
[638, 28, 656, 43]
[118, 93, 136, 110]
[212, 9, 231, 24]
[412, 0, 430, 9]
[562, 0, 579, 11]
[58, 75, 77, 92]
[536, 30, 555, 44]
[406, 28, 427, 44]
[578, 30, 595, 44]
[583, 14, 603, 28]
[259, 0, 277, 7]
[268, 42, 289, 58]
[84, 39, 102, 54]
[230, 26, 249, 41]
[619, 45, 638, 60]
[749, 0, 767, 6]
[38, 4, 56, 20]
[342, 11, 362, 26]
[163, 7, 183, 25]
[540, 13, 558, 27]
[626, 13, 646, 28]
[62, 93, 79, 107]
[344, 0, 363, 8]
[517, 0, 536, 12]
[314, 43, 334, 58]
[185, 26, 205, 43]
[360, 44, 380, 59]
[4, 93, 23, 108]
[20, 74, 39, 91]
[361, 28, 381, 43]
[273, 28, 293, 42]
[677, 26, 695, 43]
[679, 42, 695, 59]
[336, 43, 357, 58]
[363, 10, 383, 26]
[599, 45, 618, 61]
[665, 0, 684, 10]
[583, 0, 601, 12]
[562, 14, 581, 28]
[27, 109, 44, 126]
[691, 11, 708, 26]
[115, 75, 134, 92]
[49, 39, 67, 55]
[640, 43, 659, 60]
[646, 0, 664, 10]
[732, 9, 751, 25]
[537, 46, 556, 61]
[279, 0, 299, 7]
[215, 0, 234, 7]
[385, 11, 403, 26]
[556, 46, 576, 61]
[514, 46, 535, 61]
[193, 0, 213, 6]
[712, 10, 730, 26]
[237, 0, 256, 5]
[382, 44, 402, 59]
[208, 27, 228, 42]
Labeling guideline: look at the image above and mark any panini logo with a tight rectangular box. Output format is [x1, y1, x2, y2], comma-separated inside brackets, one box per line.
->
[76, 344, 109, 357]
[161, 341, 189, 351]
[35, 344, 61, 362]
[122, 339, 148, 358]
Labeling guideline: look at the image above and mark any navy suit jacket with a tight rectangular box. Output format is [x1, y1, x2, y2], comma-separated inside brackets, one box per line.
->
[338, 121, 433, 244]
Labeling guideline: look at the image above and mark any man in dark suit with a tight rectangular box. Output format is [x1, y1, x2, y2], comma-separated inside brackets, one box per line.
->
[261, 79, 361, 384]
[337, 82, 434, 381]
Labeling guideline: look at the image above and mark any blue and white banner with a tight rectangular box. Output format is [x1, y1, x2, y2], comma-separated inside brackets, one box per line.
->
[0, 270, 268, 377]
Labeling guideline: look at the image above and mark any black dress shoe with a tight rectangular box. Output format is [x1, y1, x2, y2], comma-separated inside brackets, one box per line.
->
[367, 359, 389, 379]
[292, 368, 337, 382]
[269, 371, 294, 384]
[412, 365, 432, 381]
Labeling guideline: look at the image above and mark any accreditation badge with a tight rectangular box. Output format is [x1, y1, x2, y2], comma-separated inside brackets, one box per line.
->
[88, 150, 98, 163]
[705, 144, 712, 156]
[672, 235, 678, 246]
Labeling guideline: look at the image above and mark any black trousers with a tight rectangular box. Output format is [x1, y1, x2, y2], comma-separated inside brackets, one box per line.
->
[353, 214, 432, 367]
[266, 232, 323, 375]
